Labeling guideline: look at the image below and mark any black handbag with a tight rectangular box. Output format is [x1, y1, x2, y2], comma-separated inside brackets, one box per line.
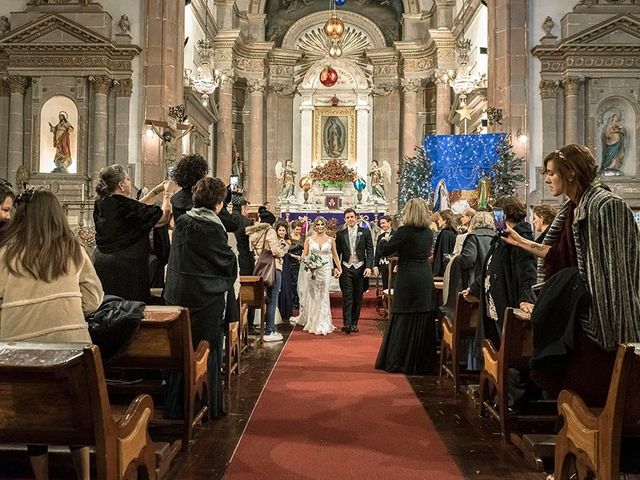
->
[252, 231, 276, 288]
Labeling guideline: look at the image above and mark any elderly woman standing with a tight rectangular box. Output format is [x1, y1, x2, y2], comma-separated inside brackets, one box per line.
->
[0, 188, 103, 480]
[504, 144, 640, 406]
[164, 177, 237, 418]
[93, 164, 175, 302]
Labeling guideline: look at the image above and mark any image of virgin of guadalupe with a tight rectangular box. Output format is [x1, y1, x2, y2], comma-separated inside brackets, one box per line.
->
[323, 117, 346, 158]
[600, 113, 626, 175]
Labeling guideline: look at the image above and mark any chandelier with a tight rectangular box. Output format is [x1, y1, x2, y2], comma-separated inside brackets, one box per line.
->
[191, 38, 224, 106]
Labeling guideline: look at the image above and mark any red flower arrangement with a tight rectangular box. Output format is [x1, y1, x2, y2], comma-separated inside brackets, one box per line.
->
[308, 158, 357, 188]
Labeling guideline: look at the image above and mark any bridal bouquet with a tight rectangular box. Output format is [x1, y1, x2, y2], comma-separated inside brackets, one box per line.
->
[302, 252, 328, 280]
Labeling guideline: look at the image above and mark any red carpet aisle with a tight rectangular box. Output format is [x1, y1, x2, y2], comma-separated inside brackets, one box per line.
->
[225, 293, 463, 479]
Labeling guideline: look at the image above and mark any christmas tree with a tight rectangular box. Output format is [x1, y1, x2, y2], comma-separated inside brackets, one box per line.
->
[490, 137, 525, 199]
[398, 146, 434, 209]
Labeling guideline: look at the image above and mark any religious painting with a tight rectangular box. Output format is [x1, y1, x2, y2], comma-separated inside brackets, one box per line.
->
[596, 99, 636, 178]
[313, 106, 356, 166]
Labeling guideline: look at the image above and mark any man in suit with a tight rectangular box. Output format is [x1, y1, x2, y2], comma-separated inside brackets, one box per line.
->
[373, 215, 394, 291]
[334, 208, 374, 333]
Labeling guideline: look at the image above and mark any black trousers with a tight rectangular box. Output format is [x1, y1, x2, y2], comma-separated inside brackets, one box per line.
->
[339, 265, 365, 328]
[379, 264, 389, 291]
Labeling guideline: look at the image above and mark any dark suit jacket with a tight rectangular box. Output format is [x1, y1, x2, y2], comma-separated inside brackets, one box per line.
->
[335, 226, 374, 270]
[374, 229, 395, 268]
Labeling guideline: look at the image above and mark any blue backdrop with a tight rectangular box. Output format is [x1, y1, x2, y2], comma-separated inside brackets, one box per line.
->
[424, 133, 505, 190]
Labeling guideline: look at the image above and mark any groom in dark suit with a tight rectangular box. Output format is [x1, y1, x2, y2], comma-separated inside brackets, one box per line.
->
[334, 208, 374, 333]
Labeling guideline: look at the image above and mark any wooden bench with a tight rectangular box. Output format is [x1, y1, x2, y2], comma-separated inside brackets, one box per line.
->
[225, 305, 242, 389]
[382, 257, 398, 315]
[554, 343, 640, 480]
[239, 301, 250, 354]
[240, 275, 266, 344]
[479, 307, 555, 443]
[109, 306, 209, 453]
[440, 292, 480, 394]
[0, 342, 156, 480]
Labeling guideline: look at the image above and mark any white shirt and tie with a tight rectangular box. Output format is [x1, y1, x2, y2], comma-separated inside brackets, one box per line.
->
[343, 226, 364, 270]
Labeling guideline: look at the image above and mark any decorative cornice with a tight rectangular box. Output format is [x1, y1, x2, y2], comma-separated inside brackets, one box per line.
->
[271, 83, 296, 96]
[539, 79, 560, 99]
[401, 78, 421, 93]
[267, 64, 294, 78]
[89, 75, 112, 94]
[563, 76, 584, 95]
[113, 78, 132, 97]
[8, 75, 29, 94]
[372, 83, 397, 96]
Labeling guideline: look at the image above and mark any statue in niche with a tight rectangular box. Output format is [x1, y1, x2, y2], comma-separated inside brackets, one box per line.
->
[118, 14, 130, 34]
[49, 112, 74, 173]
[600, 113, 626, 175]
[324, 117, 346, 159]
[275, 160, 297, 200]
[0, 16, 10, 35]
[231, 137, 244, 186]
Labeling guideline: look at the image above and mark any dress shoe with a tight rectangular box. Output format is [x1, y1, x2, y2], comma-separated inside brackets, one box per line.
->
[341, 326, 351, 334]
[351, 325, 359, 333]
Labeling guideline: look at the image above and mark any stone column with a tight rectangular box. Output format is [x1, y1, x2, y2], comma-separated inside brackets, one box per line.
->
[401, 78, 420, 159]
[0, 79, 10, 180]
[355, 100, 370, 177]
[564, 76, 583, 146]
[114, 79, 132, 169]
[433, 0, 456, 29]
[247, 79, 266, 202]
[89, 75, 111, 180]
[299, 101, 314, 176]
[216, 75, 234, 178]
[7, 75, 29, 185]
[539, 80, 560, 156]
[434, 71, 452, 135]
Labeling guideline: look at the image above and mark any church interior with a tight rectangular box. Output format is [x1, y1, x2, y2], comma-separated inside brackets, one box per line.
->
[1, 0, 640, 479]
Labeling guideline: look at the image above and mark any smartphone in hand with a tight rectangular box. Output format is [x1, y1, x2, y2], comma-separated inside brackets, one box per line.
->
[493, 208, 507, 237]
[229, 174, 239, 192]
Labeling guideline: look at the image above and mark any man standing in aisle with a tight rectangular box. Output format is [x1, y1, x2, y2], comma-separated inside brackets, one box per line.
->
[334, 208, 374, 334]
[373, 215, 395, 291]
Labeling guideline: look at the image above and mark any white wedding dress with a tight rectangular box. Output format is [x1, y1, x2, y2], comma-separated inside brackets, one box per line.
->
[294, 239, 335, 335]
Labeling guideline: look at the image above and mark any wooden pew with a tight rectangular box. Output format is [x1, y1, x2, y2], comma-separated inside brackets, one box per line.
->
[240, 275, 266, 345]
[109, 306, 209, 453]
[382, 257, 398, 315]
[225, 306, 242, 389]
[554, 343, 640, 480]
[0, 342, 156, 480]
[239, 301, 250, 354]
[478, 307, 555, 443]
[439, 292, 480, 393]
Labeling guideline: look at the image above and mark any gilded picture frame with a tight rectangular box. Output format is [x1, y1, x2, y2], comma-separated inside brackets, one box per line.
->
[313, 106, 356, 166]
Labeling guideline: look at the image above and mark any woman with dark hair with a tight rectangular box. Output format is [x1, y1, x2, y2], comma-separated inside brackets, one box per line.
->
[0, 179, 15, 238]
[275, 220, 294, 322]
[463, 196, 537, 349]
[288, 220, 304, 310]
[0, 187, 103, 480]
[164, 177, 237, 418]
[171, 153, 209, 221]
[93, 164, 175, 302]
[532, 204, 558, 243]
[504, 144, 640, 406]
[432, 209, 457, 277]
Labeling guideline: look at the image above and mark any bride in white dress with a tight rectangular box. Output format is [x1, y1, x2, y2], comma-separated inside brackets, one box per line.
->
[293, 217, 342, 335]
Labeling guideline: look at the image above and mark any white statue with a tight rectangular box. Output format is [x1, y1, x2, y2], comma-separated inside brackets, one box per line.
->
[433, 178, 451, 212]
[369, 159, 392, 202]
[275, 160, 297, 200]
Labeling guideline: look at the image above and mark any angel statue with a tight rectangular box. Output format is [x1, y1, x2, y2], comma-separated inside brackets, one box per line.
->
[433, 178, 451, 212]
[275, 159, 297, 200]
[369, 159, 392, 202]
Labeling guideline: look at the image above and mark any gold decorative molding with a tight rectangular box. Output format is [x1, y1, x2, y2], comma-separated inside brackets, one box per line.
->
[312, 106, 356, 167]
[247, 78, 267, 94]
[401, 78, 421, 93]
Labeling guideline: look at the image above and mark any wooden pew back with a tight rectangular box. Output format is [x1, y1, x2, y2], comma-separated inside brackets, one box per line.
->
[240, 276, 266, 343]
[0, 342, 155, 480]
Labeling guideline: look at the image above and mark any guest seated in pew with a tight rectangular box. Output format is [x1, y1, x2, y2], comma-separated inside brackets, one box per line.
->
[503, 144, 640, 407]
[171, 153, 209, 221]
[164, 177, 238, 418]
[93, 164, 175, 302]
[0, 178, 14, 239]
[432, 209, 457, 277]
[0, 187, 104, 480]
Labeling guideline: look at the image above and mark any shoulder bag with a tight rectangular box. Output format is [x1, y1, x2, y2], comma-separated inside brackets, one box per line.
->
[253, 231, 276, 288]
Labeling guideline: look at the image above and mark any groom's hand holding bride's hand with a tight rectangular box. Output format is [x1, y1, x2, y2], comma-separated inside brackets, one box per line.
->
[333, 268, 341, 278]
[363, 268, 372, 278]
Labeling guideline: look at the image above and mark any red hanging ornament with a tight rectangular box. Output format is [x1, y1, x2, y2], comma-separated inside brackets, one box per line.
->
[319, 66, 338, 87]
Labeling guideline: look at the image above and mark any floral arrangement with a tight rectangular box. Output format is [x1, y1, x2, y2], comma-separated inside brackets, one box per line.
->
[308, 158, 357, 188]
[302, 252, 328, 280]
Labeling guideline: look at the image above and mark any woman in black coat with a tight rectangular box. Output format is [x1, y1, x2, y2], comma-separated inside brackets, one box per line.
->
[375, 198, 437, 375]
[432, 209, 457, 277]
[93, 164, 174, 302]
[164, 177, 237, 418]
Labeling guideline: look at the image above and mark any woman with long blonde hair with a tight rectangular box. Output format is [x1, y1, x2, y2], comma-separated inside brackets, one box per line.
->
[375, 198, 438, 374]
